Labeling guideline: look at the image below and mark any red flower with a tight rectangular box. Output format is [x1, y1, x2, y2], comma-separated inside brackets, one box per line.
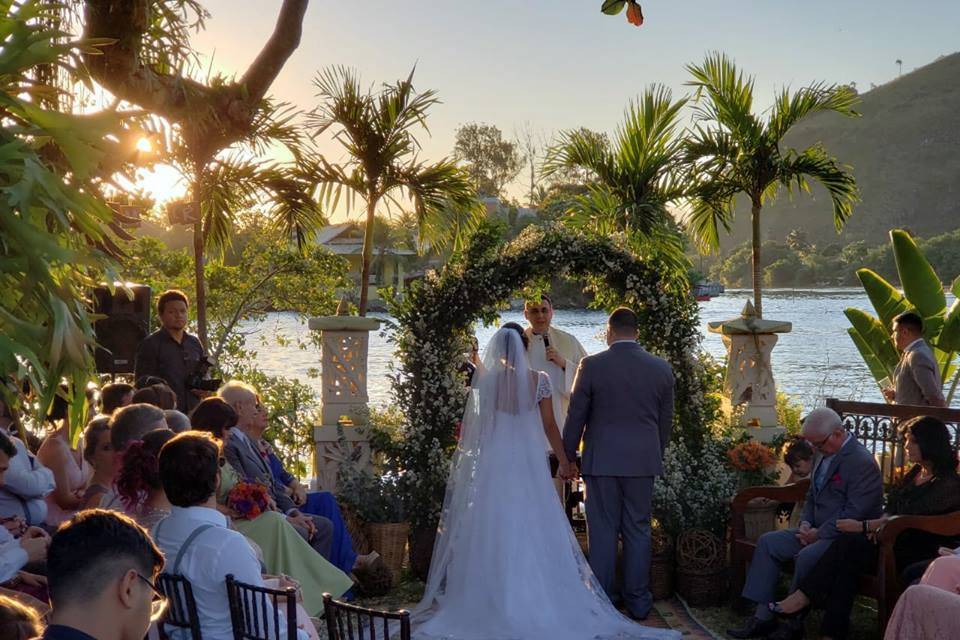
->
[830, 472, 843, 486]
[626, 2, 644, 26]
[227, 481, 271, 520]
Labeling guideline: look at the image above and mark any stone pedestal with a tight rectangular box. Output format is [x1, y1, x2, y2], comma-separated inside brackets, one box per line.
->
[708, 302, 792, 444]
[308, 316, 381, 491]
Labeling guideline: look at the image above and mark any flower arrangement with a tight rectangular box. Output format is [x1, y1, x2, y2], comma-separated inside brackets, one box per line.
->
[387, 222, 710, 529]
[227, 481, 271, 520]
[727, 441, 779, 488]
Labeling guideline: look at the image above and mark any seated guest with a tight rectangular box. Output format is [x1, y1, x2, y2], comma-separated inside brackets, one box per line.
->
[81, 417, 114, 509]
[768, 415, 960, 640]
[163, 409, 191, 433]
[727, 407, 884, 639]
[784, 438, 815, 481]
[920, 551, 960, 593]
[0, 593, 43, 639]
[131, 383, 177, 411]
[0, 425, 54, 529]
[37, 392, 86, 527]
[41, 510, 163, 640]
[261, 438, 376, 576]
[218, 382, 334, 559]
[0, 431, 50, 588]
[116, 429, 176, 529]
[154, 432, 318, 639]
[884, 584, 960, 640]
[98, 382, 134, 416]
[97, 403, 168, 512]
[190, 399, 353, 613]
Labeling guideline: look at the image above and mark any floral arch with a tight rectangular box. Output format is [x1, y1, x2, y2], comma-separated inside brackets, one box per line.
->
[387, 224, 708, 528]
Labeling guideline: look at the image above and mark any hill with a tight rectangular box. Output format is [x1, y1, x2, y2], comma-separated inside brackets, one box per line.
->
[717, 52, 960, 252]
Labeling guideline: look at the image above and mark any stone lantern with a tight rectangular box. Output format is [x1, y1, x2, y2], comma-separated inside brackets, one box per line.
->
[708, 301, 792, 443]
[307, 314, 381, 491]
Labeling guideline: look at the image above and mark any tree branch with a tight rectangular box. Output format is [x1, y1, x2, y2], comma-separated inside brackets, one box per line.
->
[82, 0, 309, 161]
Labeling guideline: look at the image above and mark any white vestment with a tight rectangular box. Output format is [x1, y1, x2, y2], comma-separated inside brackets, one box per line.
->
[525, 326, 588, 440]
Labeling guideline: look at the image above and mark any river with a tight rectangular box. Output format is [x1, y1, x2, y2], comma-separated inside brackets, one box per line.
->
[240, 288, 951, 411]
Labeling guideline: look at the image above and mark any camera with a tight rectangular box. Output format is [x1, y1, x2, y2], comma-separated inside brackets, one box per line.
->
[186, 355, 222, 392]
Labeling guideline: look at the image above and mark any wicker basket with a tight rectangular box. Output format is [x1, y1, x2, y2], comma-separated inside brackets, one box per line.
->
[340, 505, 370, 555]
[650, 528, 675, 601]
[365, 522, 410, 580]
[675, 529, 725, 606]
[743, 497, 780, 541]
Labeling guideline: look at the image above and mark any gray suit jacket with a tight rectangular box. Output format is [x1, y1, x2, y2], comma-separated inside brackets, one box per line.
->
[801, 436, 883, 540]
[224, 433, 296, 513]
[562, 341, 674, 477]
[894, 339, 945, 407]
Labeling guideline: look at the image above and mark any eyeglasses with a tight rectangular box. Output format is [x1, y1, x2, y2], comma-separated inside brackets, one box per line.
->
[136, 572, 168, 622]
[809, 432, 834, 451]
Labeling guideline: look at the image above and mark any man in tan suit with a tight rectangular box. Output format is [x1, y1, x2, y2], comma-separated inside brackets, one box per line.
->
[883, 311, 945, 407]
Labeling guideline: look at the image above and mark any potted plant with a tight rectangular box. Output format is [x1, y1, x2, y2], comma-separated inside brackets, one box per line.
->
[726, 440, 781, 540]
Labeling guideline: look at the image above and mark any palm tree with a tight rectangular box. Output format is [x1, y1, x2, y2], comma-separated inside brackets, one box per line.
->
[307, 66, 482, 315]
[684, 52, 860, 317]
[168, 101, 326, 346]
[542, 85, 690, 271]
[896, 59, 903, 76]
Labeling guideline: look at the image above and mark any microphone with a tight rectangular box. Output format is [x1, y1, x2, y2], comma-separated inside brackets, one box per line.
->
[542, 333, 550, 349]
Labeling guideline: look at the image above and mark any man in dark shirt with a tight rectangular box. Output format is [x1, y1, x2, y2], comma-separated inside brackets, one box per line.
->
[134, 289, 208, 414]
[41, 510, 164, 640]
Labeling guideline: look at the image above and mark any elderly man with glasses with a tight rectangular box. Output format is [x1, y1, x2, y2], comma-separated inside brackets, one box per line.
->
[727, 407, 884, 639]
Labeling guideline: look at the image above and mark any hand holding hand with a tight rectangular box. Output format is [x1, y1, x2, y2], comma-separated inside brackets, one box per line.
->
[796, 526, 818, 546]
[1, 516, 26, 537]
[20, 533, 50, 563]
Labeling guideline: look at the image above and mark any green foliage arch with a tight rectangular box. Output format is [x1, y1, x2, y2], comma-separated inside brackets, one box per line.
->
[388, 224, 708, 527]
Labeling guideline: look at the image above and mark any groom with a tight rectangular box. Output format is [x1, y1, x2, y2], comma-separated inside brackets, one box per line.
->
[563, 307, 675, 620]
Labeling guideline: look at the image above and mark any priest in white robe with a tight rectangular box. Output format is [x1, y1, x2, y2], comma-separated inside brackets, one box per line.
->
[523, 295, 588, 443]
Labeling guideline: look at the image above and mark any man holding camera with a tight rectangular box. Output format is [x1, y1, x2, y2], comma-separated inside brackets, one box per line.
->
[135, 289, 215, 414]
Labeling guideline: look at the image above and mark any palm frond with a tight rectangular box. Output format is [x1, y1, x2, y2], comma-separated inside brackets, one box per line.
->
[686, 52, 762, 145]
[768, 82, 859, 140]
[779, 145, 860, 231]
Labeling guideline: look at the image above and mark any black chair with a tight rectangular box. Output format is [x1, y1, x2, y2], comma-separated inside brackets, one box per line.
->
[156, 573, 203, 640]
[322, 593, 411, 640]
[225, 574, 298, 640]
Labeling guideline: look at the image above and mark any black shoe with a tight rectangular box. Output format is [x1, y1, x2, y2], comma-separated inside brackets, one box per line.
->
[766, 618, 805, 640]
[625, 608, 649, 622]
[726, 617, 779, 639]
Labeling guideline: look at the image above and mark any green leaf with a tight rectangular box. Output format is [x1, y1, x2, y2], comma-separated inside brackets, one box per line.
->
[844, 307, 900, 379]
[856, 268, 910, 329]
[891, 229, 946, 319]
[847, 327, 891, 384]
[601, 0, 627, 15]
[938, 298, 960, 353]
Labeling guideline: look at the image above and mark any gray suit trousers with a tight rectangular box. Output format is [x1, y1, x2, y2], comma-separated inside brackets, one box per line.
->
[742, 528, 833, 605]
[584, 475, 654, 617]
[293, 515, 333, 559]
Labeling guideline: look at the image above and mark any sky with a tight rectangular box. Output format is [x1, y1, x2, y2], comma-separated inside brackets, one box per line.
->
[137, 0, 960, 212]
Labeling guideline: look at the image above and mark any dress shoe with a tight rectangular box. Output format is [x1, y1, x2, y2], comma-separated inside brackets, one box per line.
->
[726, 617, 779, 639]
[625, 609, 649, 622]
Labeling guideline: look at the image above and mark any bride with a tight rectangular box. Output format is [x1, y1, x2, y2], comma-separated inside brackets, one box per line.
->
[407, 324, 679, 640]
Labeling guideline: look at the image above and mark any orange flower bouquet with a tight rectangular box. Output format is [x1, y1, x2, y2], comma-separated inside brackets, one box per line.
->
[727, 441, 779, 488]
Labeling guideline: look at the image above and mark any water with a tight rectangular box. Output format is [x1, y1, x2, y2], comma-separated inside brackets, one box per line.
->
[240, 288, 919, 412]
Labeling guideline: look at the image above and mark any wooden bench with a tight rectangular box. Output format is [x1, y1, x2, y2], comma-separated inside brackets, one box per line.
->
[729, 398, 960, 632]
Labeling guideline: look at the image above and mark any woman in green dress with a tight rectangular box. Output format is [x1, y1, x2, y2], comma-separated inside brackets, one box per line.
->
[189, 398, 354, 614]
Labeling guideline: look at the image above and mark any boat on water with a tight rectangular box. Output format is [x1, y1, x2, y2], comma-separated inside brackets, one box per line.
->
[693, 281, 725, 301]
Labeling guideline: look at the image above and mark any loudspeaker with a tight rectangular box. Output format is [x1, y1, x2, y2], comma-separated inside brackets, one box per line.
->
[92, 284, 151, 374]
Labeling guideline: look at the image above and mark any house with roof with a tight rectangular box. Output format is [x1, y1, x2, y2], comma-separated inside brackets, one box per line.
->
[314, 222, 418, 309]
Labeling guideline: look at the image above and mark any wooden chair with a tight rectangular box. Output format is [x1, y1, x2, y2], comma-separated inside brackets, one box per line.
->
[322, 593, 411, 640]
[156, 573, 203, 640]
[225, 574, 297, 640]
[729, 398, 960, 633]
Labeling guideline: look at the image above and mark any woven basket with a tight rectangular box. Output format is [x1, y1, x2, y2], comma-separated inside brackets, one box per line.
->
[340, 505, 370, 555]
[675, 529, 725, 606]
[365, 522, 410, 581]
[743, 497, 779, 541]
[650, 528, 674, 601]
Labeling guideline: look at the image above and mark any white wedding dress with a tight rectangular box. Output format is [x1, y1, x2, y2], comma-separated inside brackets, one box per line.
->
[406, 329, 679, 640]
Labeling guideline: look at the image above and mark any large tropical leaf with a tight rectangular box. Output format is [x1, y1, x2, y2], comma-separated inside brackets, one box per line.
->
[844, 308, 900, 380]
[856, 268, 910, 329]
[891, 229, 946, 319]
[848, 328, 893, 385]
